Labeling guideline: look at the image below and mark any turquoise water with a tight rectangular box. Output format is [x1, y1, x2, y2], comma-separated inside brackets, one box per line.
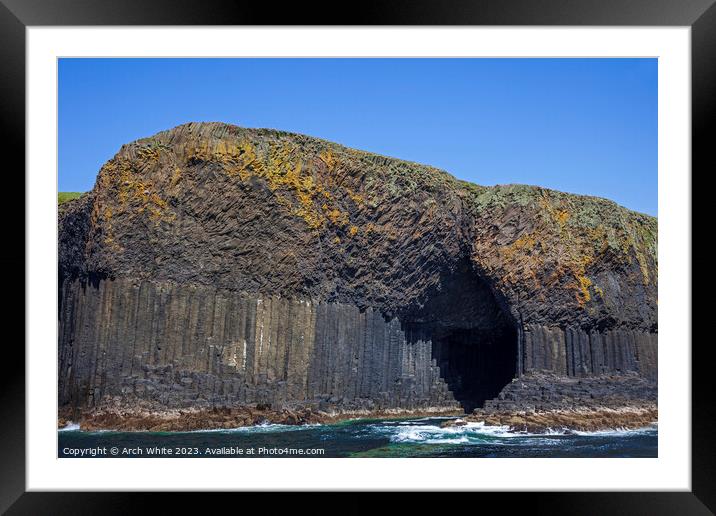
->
[58, 417, 658, 458]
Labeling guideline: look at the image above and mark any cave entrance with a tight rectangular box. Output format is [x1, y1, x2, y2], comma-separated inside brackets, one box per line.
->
[432, 326, 517, 413]
[402, 257, 518, 414]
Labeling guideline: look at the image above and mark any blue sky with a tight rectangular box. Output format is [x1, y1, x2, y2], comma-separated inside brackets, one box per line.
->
[59, 58, 657, 215]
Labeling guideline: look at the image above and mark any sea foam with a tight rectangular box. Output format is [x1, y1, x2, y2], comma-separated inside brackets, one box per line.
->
[369, 418, 657, 445]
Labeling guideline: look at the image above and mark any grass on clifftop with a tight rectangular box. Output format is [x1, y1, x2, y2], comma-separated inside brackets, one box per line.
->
[58, 192, 83, 205]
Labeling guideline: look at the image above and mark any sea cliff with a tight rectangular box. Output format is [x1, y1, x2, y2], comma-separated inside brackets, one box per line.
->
[58, 122, 657, 429]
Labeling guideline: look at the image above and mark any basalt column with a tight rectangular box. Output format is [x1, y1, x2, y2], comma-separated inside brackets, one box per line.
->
[58, 277, 461, 412]
[518, 324, 658, 380]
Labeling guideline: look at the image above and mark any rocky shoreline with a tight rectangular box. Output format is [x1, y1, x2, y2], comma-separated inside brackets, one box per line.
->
[442, 406, 657, 433]
[58, 371, 658, 433]
[58, 405, 464, 432]
[58, 402, 656, 434]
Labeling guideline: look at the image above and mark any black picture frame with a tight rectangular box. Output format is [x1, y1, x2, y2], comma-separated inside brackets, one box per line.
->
[1, 0, 711, 512]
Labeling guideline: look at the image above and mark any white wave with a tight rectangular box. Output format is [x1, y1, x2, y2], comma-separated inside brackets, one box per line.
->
[459, 421, 524, 437]
[369, 418, 657, 444]
[465, 420, 657, 438]
[371, 421, 504, 444]
[58, 422, 80, 432]
[572, 423, 658, 437]
[401, 416, 460, 422]
[184, 422, 322, 434]
[386, 425, 472, 444]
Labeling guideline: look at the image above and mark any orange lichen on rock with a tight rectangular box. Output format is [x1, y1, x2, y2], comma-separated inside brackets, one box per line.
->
[183, 139, 364, 232]
[319, 149, 337, 172]
[137, 145, 161, 164]
[327, 208, 349, 227]
[577, 275, 593, 304]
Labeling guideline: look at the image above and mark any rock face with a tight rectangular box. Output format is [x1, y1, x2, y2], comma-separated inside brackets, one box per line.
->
[58, 122, 657, 415]
[481, 371, 657, 413]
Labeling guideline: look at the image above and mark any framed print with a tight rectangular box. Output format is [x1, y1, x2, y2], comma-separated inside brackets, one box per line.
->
[1, 0, 713, 512]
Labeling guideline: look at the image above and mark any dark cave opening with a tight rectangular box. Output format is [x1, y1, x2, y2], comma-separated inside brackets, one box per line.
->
[432, 326, 517, 413]
[402, 257, 518, 414]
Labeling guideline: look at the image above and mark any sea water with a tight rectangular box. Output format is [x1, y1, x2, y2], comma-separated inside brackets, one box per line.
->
[58, 416, 657, 458]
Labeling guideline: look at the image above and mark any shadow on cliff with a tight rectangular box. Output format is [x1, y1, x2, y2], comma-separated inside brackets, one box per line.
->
[431, 327, 517, 413]
[401, 257, 518, 413]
